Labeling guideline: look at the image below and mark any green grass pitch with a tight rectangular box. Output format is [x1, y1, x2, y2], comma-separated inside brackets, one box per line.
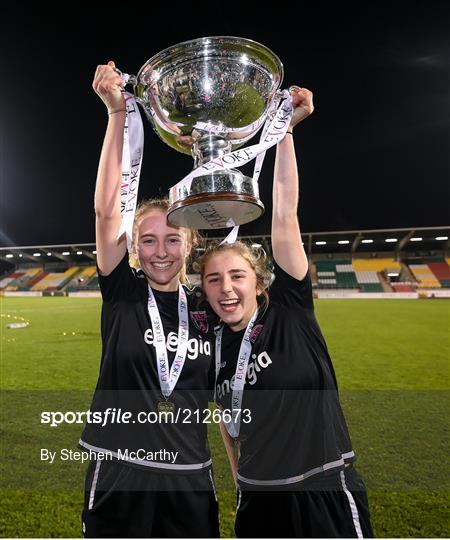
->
[1, 296, 449, 537]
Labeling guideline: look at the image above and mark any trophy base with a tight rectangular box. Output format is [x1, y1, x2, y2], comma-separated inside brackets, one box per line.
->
[168, 170, 264, 229]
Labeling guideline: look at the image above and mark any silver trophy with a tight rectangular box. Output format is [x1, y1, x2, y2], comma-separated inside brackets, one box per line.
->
[129, 36, 283, 229]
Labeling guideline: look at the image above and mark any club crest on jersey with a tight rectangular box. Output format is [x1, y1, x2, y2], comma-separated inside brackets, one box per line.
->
[190, 311, 208, 333]
[250, 324, 263, 343]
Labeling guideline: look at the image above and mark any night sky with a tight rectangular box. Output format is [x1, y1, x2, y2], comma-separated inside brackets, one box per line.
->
[1, 3, 448, 247]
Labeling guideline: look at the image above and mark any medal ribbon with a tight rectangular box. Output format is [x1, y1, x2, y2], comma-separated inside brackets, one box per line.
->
[215, 308, 258, 437]
[147, 284, 189, 398]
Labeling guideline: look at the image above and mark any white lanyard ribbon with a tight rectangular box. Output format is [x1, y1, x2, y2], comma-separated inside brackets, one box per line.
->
[215, 308, 258, 437]
[116, 91, 144, 250]
[147, 284, 189, 398]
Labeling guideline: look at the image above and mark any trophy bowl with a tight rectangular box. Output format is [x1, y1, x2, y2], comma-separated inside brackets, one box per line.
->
[133, 36, 284, 229]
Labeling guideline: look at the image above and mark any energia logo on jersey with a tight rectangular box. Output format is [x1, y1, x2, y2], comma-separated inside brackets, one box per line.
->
[216, 351, 273, 399]
[144, 329, 211, 360]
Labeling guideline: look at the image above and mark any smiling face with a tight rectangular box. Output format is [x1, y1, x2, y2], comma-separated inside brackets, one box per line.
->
[134, 209, 190, 291]
[203, 250, 261, 332]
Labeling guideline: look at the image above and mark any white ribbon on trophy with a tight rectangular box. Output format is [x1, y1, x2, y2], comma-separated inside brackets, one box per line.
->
[116, 87, 292, 246]
[171, 91, 293, 201]
[115, 86, 144, 250]
[172, 90, 294, 243]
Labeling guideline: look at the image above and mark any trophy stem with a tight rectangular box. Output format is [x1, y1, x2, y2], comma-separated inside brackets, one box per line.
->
[165, 134, 265, 229]
[192, 135, 232, 169]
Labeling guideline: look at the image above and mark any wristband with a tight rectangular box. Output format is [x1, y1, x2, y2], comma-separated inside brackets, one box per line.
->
[108, 108, 127, 115]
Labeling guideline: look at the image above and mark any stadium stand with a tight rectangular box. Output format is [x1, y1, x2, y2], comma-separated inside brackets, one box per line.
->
[3, 258, 450, 295]
[65, 266, 97, 292]
[0, 227, 448, 296]
[352, 258, 401, 273]
[353, 271, 384, 292]
[392, 283, 416, 293]
[408, 264, 441, 289]
[85, 275, 99, 290]
[316, 260, 359, 289]
[351, 258, 402, 293]
[0, 271, 25, 291]
[317, 260, 399, 291]
[26, 271, 49, 289]
[0, 268, 44, 291]
[31, 267, 80, 292]
[427, 262, 450, 288]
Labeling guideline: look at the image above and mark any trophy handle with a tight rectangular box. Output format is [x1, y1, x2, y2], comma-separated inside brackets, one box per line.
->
[113, 67, 138, 87]
[265, 89, 286, 122]
[113, 67, 147, 106]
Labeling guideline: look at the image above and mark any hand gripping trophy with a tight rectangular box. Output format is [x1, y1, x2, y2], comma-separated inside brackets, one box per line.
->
[116, 36, 293, 240]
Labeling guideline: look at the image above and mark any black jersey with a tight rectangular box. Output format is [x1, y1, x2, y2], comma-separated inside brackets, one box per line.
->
[215, 262, 355, 487]
[79, 254, 215, 473]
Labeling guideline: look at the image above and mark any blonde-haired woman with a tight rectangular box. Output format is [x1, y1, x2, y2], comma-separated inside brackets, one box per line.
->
[79, 61, 219, 538]
[198, 88, 373, 538]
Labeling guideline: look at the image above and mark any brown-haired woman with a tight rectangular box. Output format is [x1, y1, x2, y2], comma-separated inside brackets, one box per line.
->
[198, 87, 373, 538]
[79, 61, 219, 538]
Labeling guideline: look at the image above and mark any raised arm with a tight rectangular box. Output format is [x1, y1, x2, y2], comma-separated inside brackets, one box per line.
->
[92, 61, 128, 276]
[271, 88, 314, 280]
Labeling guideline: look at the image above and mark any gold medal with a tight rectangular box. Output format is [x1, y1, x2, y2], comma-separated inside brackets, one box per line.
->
[158, 401, 176, 414]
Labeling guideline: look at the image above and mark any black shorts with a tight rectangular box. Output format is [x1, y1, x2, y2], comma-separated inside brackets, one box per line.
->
[82, 459, 219, 538]
[235, 466, 373, 538]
